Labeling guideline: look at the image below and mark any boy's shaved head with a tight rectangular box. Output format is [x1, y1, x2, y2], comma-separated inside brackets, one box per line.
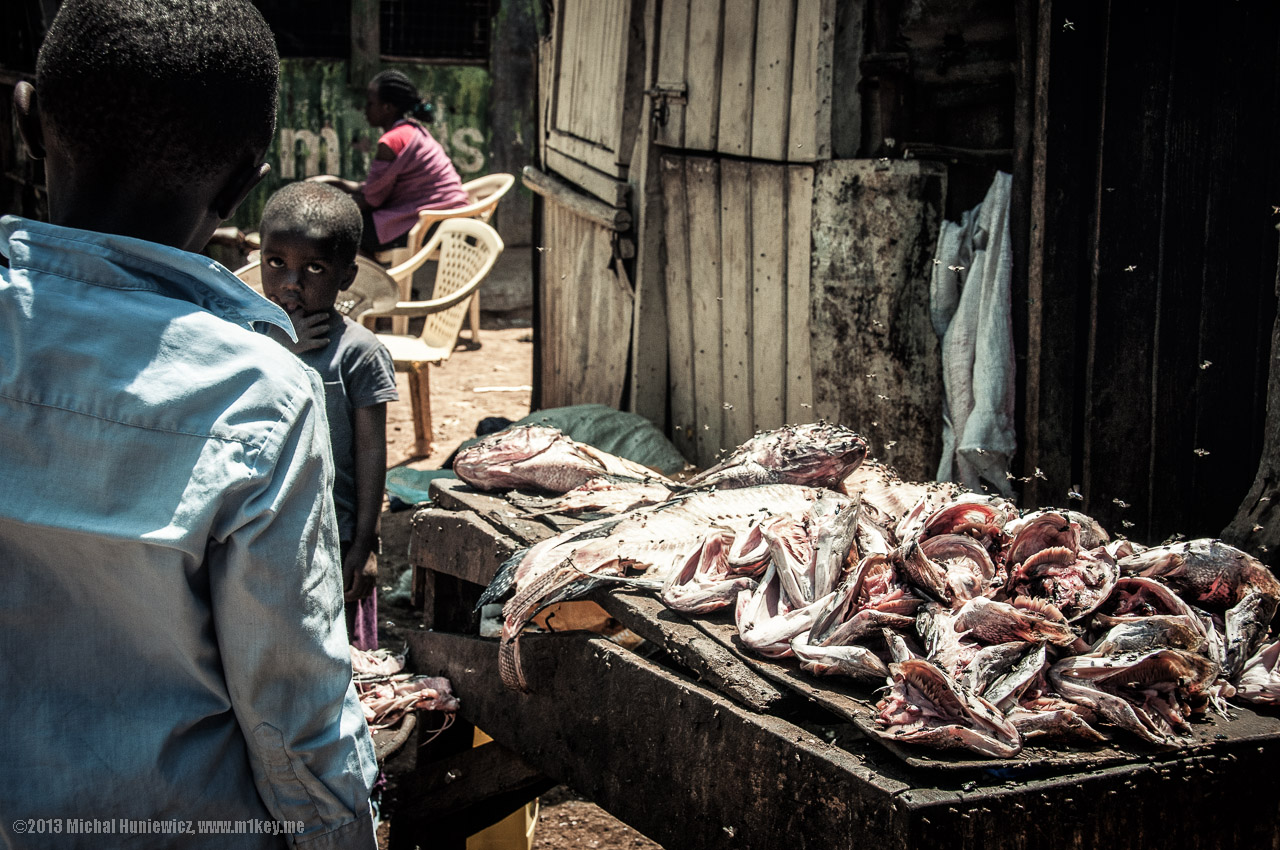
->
[36, 0, 279, 190]
[261, 182, 363, 266]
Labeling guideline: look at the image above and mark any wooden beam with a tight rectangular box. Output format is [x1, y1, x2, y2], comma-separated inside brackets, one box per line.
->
[522, 165, 632, 230]
[596, 591, 788, 713]
[349, 0, 380, 88]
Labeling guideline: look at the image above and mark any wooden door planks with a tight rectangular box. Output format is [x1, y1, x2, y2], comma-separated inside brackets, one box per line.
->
[784, 166, 816, 423]
[1021, 0, 1105, 508]
[686, 157, 727, 462]
[788, 0, 835, 162]
[539, 201, 632, 409]
[719, 159, 754, 449]
[684, 0, 726, 152]
[651, 0, 838, 163]
[1082, 4, 1174, 539]
[750, 0, 796, 162]
[750, 164, 787, 431]
[716, 0, 757, 157]
[660, 155, 816, 468]
[661, 156, 699, 460]
[653, 0, 691, 148]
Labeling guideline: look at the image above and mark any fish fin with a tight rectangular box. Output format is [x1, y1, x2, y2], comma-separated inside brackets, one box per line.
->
[476, 548, 529, 610]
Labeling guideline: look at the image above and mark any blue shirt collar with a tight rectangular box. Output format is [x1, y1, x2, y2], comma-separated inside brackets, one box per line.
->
[0, 215, 295, 338]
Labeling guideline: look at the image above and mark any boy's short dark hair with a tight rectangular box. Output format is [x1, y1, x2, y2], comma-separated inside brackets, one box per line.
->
[261, 182, 363, 266]
[36, 0, 279, 190]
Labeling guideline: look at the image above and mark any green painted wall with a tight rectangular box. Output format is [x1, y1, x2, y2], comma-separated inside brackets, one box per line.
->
[231, 58, 491, 230]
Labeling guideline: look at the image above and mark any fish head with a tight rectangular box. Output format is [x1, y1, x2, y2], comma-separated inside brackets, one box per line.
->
[763, 423, 869, 487]
[875, 658, 1022, 758]
[921, 501, 1009, 555]
[1005, 510, 1080, 565]
[1119, 539, 1280, 606]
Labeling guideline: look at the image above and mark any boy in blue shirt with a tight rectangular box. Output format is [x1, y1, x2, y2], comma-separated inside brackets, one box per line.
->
[258, 182, 399, 649]
[1, 1, 378, 845]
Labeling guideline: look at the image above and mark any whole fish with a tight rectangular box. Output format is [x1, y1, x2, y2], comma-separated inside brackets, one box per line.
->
[456, 425, 670, 493]
[682, 423, 868, 491]
[1118, 539, 1280, 678]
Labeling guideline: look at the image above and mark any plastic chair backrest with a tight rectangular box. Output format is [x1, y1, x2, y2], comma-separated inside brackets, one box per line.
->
[397, 173, 516, 259]
[417, 219, 504, 350]
[462, 173, 516, 224]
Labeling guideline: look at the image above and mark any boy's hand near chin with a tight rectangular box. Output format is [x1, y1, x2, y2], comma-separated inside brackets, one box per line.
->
[284, 311, 331, 353]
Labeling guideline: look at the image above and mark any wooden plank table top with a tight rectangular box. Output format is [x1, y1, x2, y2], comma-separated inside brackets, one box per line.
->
[406, 478, 1280, 849]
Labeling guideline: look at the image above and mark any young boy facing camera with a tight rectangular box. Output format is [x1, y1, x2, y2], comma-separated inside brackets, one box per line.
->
[0, 1, 377, 846]
[258, 182, 398, 649]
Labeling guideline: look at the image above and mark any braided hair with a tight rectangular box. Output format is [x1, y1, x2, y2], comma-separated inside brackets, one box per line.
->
[370, 70, 436, 125]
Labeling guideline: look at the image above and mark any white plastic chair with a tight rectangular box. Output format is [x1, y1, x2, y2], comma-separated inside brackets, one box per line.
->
[377, 173, 516, 341]
[364, 218, 505, 457]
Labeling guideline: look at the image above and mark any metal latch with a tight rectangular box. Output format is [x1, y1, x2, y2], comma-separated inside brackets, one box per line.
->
[645, 82, 687, 128]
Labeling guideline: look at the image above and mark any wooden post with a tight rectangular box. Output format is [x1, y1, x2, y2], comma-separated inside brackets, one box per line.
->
[350, 0, 380, 89]
[1223, 228, 1280, 566]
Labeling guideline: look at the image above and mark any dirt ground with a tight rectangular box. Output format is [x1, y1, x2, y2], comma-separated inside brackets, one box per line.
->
[371, 321, 663, 850]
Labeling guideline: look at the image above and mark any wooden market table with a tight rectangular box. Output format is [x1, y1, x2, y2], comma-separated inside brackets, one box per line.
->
[387, 479, 1280, 850]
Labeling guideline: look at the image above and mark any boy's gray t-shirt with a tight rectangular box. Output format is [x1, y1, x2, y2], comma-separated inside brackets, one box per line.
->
[297, 313, 399, 542]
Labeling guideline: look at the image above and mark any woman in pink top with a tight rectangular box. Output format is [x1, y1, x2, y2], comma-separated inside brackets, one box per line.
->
[312, 71, 469, 254]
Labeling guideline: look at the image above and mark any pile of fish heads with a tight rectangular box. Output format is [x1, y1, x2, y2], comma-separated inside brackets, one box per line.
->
[463, 424, 1280, 757]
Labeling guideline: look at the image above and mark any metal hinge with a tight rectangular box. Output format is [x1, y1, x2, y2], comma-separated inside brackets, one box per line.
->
[645, 82, 687, 127]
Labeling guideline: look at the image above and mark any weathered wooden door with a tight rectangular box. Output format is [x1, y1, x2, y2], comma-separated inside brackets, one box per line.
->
[534, 0, 646, 409]
[1023, 0, 1280, 542]
[660, 156, 816, 464]
[650, 0, 845, 162]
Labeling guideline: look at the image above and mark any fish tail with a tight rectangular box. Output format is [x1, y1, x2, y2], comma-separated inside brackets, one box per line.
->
[499, 633, 530, 692]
